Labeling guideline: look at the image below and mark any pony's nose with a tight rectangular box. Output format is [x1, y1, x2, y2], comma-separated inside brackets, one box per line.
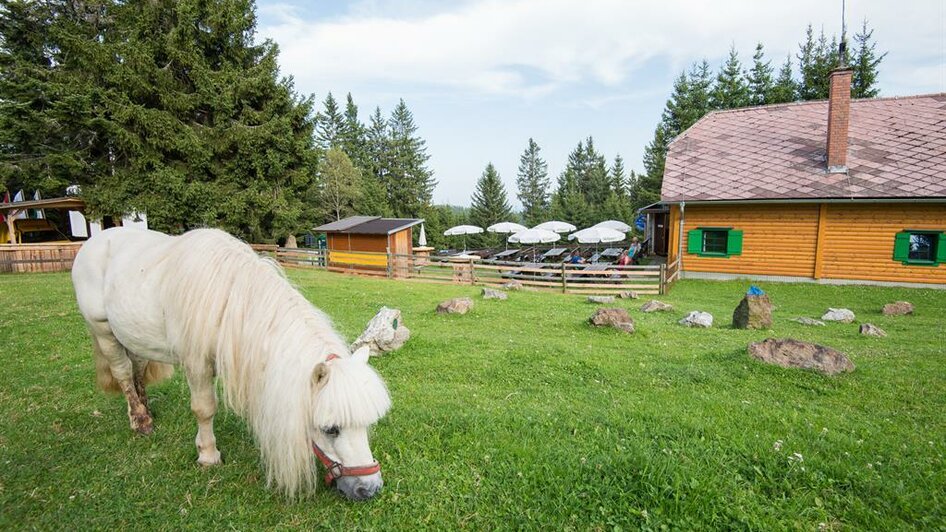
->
[355, 483, 380, 500]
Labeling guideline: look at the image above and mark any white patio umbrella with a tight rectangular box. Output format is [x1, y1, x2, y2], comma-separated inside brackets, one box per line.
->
[533, 220, 577, 233]
[487, 222, 528, 249]
[508, 228, 561, 260]
[443, 224, 484, 252]
[418, 223, 428, 246]
[592, 220, 633, 233]
[487, 221, 528, 234]
[568, 227, 626, 244]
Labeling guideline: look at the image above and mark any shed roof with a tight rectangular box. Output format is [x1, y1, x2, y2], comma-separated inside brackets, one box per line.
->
[0, 196, 85, 213]
[661, 93, 946, 202]
[314, 216, 423, 235]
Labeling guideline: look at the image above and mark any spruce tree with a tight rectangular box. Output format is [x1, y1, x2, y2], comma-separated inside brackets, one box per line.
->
[387, 99, 435, 218]
[851, 20, 885, 98]
[315, 92, 344, 150]
[770, 55, 798, 103]
[711, 46, 750, 109]
[340, 93, 368, 169]
[365, 106, 390, 199]
[469, 162, 512, 246]
[515, 138, 550, 227]
[746, 43, 774, 106]
[584, 137, 611, 209]
[17, 0, 321, 241]
[609, 154, 627, 195]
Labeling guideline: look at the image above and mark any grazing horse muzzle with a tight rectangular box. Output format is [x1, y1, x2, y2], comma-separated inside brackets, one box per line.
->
[311, 442, 383, 501]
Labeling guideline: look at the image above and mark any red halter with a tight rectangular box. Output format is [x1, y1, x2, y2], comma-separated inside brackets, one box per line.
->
[311, 353, 382, 485]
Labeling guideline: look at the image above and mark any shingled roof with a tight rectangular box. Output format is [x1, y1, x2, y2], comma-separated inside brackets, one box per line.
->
[660, 93, 946, 202]
[314, 216, 423, 235]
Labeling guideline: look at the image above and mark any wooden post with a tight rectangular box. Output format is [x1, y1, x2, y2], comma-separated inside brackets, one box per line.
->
[659, 264, 667, 295]
[469, 257, 476, 285]
[386, 252, 393, 278]
[561, 262, 567, 293]
[5, 210, 18, 244]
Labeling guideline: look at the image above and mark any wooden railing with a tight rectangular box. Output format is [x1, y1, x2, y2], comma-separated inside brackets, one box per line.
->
[266, 248, 671, 295]
[0, 243, 84, 273]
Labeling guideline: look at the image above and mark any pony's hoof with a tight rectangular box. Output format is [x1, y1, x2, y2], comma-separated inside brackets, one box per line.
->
[131, 416, 154, 435]
[197, 450, 222, 466]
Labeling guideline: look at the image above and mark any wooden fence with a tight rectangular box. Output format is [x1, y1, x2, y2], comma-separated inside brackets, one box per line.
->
[267, 247, 671, 295]
[0, 243, 83, 273]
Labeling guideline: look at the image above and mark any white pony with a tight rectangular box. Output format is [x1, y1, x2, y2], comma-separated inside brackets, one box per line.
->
[72, 227, 391, 500]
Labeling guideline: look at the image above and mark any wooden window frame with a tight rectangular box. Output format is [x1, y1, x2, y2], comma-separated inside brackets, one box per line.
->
[687, 227, 743, 258]
[893, 230, 944, 266]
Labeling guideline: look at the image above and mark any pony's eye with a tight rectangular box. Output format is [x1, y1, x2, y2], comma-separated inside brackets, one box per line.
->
[322, 426, 340, 437]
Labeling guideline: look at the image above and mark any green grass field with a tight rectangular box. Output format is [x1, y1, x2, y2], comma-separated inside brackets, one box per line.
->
[1, 270, 944, 530]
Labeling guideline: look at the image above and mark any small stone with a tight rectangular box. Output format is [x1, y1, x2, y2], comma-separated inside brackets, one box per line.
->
[859, 323, 887, 337]
[502, 280, 523, 291]
[792, 317, 826, 327]
[482, 288, 508, 300]
[618, 291, 639, 299]
[733, 294, 773, 329]
[589, 308, 635, 334]
[350, 307, 410, 356]
[588, 295, 615, 304]
[882, 301, 914, 316]
[679, 310, 713, 328]
[821, 308, 856, 323]
[640, 300, 673, 313]
[436, 298, 473, 315]
[748, 338, 854, 375]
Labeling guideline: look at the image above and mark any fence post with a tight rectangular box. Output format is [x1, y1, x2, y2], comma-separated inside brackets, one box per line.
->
[659, 264, 667, 295]
[387, 252, 393, 279]
[469, 257, 476, 285]
[561, 263, 567, 293]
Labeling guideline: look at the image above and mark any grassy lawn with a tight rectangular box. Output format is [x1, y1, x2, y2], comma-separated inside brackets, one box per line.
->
[1, 270, 944, 530]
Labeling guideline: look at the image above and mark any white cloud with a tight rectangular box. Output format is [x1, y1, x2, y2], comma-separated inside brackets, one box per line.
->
[259, 0, 946, 98]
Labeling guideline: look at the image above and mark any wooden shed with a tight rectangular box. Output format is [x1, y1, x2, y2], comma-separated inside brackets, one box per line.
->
[661, 68, 946, 288]
[314, 216, 424, 275]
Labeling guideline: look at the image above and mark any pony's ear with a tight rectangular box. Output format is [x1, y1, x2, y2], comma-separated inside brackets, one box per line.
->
[352, 345, 370, 364]
[311, 362, 330, 388]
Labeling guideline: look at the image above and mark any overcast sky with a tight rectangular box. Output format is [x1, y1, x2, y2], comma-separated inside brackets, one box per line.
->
[256, 0, 946, 207]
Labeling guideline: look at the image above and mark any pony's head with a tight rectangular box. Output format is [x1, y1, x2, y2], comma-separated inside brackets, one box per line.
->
[310, 345, 391, 501]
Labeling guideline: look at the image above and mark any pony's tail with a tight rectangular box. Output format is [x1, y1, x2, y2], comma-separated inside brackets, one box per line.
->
[93, 341, 174, 392]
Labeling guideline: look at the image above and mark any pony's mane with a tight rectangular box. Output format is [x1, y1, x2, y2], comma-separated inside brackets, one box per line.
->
[159, 228, 390, 497]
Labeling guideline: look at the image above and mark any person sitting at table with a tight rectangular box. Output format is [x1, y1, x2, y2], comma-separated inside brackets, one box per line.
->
[567, 250, 585, 264]
[627, 237, 641, 263]
[616, 250, 632, 266]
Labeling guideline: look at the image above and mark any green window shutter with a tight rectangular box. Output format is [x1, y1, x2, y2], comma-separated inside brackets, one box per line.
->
[687, 229, 703, 255]
[892, 232, 911, 263]
[937, 233, 946, 264]
[726, 230, 743, 256]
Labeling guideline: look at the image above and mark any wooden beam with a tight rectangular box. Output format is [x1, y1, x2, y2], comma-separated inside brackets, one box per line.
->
[812, 203, 828, 279]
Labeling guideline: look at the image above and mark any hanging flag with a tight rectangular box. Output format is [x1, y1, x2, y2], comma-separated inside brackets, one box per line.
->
[12, 190, 27, 219]
[31, 190, 45, 219]
[0, 190, 9, 223]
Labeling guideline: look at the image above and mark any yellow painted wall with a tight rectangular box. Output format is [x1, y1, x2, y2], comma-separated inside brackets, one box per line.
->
[668, 202, 946, 285]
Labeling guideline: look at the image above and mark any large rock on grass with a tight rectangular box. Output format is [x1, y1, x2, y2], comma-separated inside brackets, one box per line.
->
[792, 317, 826, 327]
[589, 308, 635, 334]
[588, 295, 615, 304]
[679, 311, 713, 328]
[748, 338, 854, 376]
[822, 308, 856, 323]
[351, 307, 410, 356]
[859, 323, 887, 337]
[502, 280, 523, 291]
[618, 291, 639, 299]
[482, 288, 508, 300]
[882, 301, 914, 316]
[733, 294, 773, 329]
[437, 298, 473, 315]
[641, 300, 673, 313]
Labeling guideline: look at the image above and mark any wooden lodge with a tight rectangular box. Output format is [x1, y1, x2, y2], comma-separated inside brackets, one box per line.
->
[658, 68, 946, 288]
[314, 216, 424, 275]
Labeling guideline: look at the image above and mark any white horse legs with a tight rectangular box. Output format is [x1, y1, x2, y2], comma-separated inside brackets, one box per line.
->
[185, 362, 221, 466]
[92, 327, 154, 434]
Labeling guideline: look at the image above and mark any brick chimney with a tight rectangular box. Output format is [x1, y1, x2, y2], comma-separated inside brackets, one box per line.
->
[826, 67, 853, 173]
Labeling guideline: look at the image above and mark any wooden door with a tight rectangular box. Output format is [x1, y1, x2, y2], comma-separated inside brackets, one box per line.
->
[653, 213, 669, 256]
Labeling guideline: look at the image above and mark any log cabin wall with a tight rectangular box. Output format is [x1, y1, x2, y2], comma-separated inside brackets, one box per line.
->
[667, 202, 946, 285]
